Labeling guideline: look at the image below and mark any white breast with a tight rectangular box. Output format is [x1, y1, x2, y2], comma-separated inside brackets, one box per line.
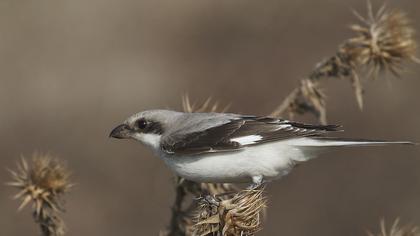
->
[157, 139, 311, 183]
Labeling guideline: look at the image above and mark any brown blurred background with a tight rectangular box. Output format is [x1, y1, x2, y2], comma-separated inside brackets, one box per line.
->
[1, 0, 420, 235]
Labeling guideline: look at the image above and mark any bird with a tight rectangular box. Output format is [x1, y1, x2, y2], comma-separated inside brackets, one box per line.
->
[109, 109, 413, 188]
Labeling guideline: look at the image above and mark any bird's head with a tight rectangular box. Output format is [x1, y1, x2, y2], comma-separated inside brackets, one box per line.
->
[109, 109, 181, 148]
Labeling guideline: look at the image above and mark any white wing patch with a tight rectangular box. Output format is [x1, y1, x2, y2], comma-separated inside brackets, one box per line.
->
[274, 124, 292, 131]
[230, 135, 263, 145]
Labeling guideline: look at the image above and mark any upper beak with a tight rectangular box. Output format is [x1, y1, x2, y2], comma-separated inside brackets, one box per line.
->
[109, 124, 132, 139]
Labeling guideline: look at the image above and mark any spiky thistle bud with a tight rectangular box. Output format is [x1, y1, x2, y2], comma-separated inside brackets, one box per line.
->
[7, 154, 73, 236]
[311, 2, 419, 80]
[349, 5, 419, 77]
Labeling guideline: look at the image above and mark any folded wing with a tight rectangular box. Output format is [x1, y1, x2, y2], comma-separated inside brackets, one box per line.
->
[161, 116, 341, 155]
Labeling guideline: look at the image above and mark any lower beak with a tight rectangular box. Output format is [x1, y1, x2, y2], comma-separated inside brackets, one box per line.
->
[109, 124, 132, 139]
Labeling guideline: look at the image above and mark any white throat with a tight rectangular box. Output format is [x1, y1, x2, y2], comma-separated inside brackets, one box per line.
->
[133, 133, 162, 150]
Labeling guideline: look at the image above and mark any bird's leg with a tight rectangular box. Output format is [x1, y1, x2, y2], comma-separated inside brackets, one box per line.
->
[203, 195, 220, 206]
[247, 175, 264, 190]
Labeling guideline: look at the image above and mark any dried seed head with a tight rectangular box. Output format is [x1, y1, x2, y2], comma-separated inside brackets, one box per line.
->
[7, 153, 72, 236]
[305, 2, 418, 113]
[347, 2, 419, 78]
[271, 79, 327, 124]
[194, 186, 266, 236]
[367, 219, 420, 236]
[8, 154, 72, 213]
[312, 2, 419, 80]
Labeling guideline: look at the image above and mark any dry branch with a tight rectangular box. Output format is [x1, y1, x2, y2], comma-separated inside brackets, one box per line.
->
[271, 2, 419, 123]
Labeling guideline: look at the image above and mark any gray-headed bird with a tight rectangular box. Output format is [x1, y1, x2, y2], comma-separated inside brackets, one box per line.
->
[110, 110, 413, 188]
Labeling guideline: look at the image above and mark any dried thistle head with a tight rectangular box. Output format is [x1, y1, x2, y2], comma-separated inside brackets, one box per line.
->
[271, 79, 327, 124]
[368, 219, 420, 236]
[315, 2, 420, 79]
[347, 2, 419, 78]
[166, 177, 239, 235]
[306, 2, 418, 112]
[7, 154, 72, 236]
[8, 154, 72, 213]
[193, 186, 266, 236]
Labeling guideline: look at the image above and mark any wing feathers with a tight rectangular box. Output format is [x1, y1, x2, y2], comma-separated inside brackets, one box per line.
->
[161, 115, 341, 155]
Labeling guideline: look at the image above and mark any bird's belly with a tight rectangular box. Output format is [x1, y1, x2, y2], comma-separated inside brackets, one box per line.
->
[159, 142, 305, 183]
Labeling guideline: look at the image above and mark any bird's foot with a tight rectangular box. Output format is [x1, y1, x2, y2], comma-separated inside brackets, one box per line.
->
[195, 195, 220, 206]
[246, 175, 264, 190]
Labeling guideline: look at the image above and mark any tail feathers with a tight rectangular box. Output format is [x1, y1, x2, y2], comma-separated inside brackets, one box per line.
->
[288, 137, 415, 163]
[293, 137, 416, 147]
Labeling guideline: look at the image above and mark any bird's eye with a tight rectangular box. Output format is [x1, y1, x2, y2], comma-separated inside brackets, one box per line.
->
[136, 119, 148, 129]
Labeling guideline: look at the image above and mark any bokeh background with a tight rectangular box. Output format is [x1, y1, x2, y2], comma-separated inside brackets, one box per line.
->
[1, 0, 420, 235]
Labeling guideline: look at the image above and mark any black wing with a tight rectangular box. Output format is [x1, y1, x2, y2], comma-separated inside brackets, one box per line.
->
[161, 116, 341, 155]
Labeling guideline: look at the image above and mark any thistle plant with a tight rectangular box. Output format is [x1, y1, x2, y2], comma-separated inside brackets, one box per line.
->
[7, 154, 73, 236]
[162, 2, 419, 236]
[271, 1, 419, 123]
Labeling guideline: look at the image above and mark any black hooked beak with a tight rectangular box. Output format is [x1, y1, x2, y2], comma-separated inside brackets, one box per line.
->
[109, 124, 132, 139]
